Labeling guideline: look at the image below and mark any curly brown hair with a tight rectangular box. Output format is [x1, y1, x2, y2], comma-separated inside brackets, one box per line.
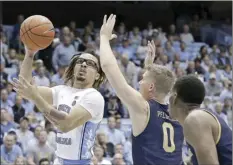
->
[63, 49, 106, 89]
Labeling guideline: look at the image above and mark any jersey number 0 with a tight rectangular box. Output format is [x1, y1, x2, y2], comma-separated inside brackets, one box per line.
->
[162, 122, 175, 153]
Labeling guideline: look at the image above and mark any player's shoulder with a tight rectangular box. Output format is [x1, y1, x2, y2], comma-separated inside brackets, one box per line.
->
[184, 109, 213, 130]
[81, 88, 104, 101]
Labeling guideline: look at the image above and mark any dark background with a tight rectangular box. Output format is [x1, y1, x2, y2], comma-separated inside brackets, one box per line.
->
[2, 1, 232, 29]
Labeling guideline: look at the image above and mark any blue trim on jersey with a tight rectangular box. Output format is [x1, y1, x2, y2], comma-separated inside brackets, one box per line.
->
[57, 157, 90, 165]
[80, 122, 100, 160]
[79, 123, 87, 159]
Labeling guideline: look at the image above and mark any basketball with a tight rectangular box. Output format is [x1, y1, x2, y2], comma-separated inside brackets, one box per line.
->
[20, 15, 55, 51]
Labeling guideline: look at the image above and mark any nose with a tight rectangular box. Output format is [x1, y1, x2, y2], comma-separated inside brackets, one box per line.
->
[81, 61, 87, 68]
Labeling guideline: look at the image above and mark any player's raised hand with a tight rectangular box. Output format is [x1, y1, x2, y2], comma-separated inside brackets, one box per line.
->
[100, 14, 117, 40]
[12, 76, 39, 101]
[144, 40, 156, 67]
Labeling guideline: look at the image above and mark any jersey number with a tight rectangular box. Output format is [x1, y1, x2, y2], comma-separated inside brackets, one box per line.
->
[162, 122, 175, 153]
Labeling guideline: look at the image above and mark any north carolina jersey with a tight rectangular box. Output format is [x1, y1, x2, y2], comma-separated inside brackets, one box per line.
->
[187, 109, 232, 165]
[132, 100, 184, 165]
[51, 85, 104, 161]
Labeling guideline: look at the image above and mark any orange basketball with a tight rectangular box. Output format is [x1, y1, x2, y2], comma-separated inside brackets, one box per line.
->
[20, 15, 55, 51]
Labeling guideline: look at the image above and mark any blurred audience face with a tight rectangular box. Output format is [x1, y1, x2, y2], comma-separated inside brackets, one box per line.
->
[161, 55, 168, 64]
[63, 35, 72, 46]
[108, 117, 116, 129]
[188, 61, 195, 70]
[212, 45, 218, 52]
[17, 14, 24, 24]
[38, 131, 48, 144]
[133, 27, 140, 35]
[1, 109, 8, 121]
[183, 24, 190, 33]
[215, 102, 223, 114]
[38, 67, 46, 77]
[4, 134, 15, 150]
[115, 118, 121, 129]
[62, 26, 70, 36]
[20, 118, 29, 130]
[9, 49, 17, 58]
[15, 95, 23, 106]
[0, 62, 5, 72]
[141, 38, 147, 46]
[121, 55, 129, 66]
[7, 83, 14, 93]
[114, 144, 123, 154]
[180, 42, 186, 50]
[94, 146, 104, 161]
[70, 21, 76, 30]
[209, 77, 216, 85]
[14, 156, 26, 165]
[176, 68, 184, 78]
[97, 132, 107, 144]
[169, 24, 176, 33]
[203, 56, 211, 65]
[165, 41, 172, 50]
[34, 125, 43, 139]
[113, 153, 124, 165]
[1, 89, 8, 101]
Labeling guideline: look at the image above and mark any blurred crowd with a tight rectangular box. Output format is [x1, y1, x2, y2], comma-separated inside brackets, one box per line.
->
[0, 13, 232, 165]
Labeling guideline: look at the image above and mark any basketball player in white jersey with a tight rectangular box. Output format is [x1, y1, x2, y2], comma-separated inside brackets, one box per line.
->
[12, 48, 105, 165]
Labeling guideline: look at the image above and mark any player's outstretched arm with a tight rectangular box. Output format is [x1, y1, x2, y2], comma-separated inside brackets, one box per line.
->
[100, 14, 147, 114]
[183, 111, 220, 165]
[19, 47, 53, 105]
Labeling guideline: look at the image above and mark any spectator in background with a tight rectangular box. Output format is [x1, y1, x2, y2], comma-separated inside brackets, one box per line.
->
[27, 125, 43, 148]
[194, 58, 205, 75]
[51, 65, 65, 86]
[186, 61, 195, 74]
[178, 42, 189, 62]
[204, 64, 221, 81]
[44, 120, 56, 150]
[34, 66, 50, 87]
[215, 47, 231, 69]
[198, 45, 208, 59]
[168, 24, 179, 41]
[164, 41, 176, 62]
[15, 117, 34, 154]
[129, 26, 142, 47]
[222, 65, 232, 80]
[6, 82, 17, 103]
[1, 109, 17, 133]
[180, 24, 194, 45]
[136, 38, 148, 61]
[219, 81, 232, 102]
[214, 102, 228, 125]
[93, 145, 112, 165]
[10, 14, 24, 51]
[117, 38, 135, 60]
[7, 131, 23, 151]
[0, 60, 8, 89]
[96, 130, 115, 158]
[12, 95, 25, 124]
[209, 44, 219, 61]
[69, 21, 76, 33]
[1, 134, 23, 165]
[105, 117, 126, 146]
[190, 14, 201, 41]
[201, 56, 212, 73]
[204, 73, 222, 96]
[5, 49, 19, 68]
[13, 156, 27, 165]
[52, 35, 76, 71]
[1, 34, 9, 56]
[112, 153, 125, 165]
[39, 158, 50, 165]
[27, 131, 55, 165]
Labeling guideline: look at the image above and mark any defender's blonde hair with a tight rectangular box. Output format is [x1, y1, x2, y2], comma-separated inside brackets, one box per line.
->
[146, 64, 175, 95]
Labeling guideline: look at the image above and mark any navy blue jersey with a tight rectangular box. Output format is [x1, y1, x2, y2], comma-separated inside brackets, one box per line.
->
[187, 109, 232, 165]
[132, 100, 184, 165]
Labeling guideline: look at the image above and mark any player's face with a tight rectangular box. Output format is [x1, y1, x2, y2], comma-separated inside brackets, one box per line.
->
[73, 53, 100, 87]
[139, 71, 154, 100]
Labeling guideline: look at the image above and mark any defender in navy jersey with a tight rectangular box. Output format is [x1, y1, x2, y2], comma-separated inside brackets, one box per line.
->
[99, 14, 184, 165]
[169, 75, 232, 165]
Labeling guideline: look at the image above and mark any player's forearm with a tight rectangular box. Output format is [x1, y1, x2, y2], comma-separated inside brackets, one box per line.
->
[100, 36, 119, 68]
[19, 54, 34, 82]
[33, 94, 68, 121]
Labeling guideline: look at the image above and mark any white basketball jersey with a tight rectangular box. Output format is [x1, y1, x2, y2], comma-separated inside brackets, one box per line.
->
[51, 85, 104, 160]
